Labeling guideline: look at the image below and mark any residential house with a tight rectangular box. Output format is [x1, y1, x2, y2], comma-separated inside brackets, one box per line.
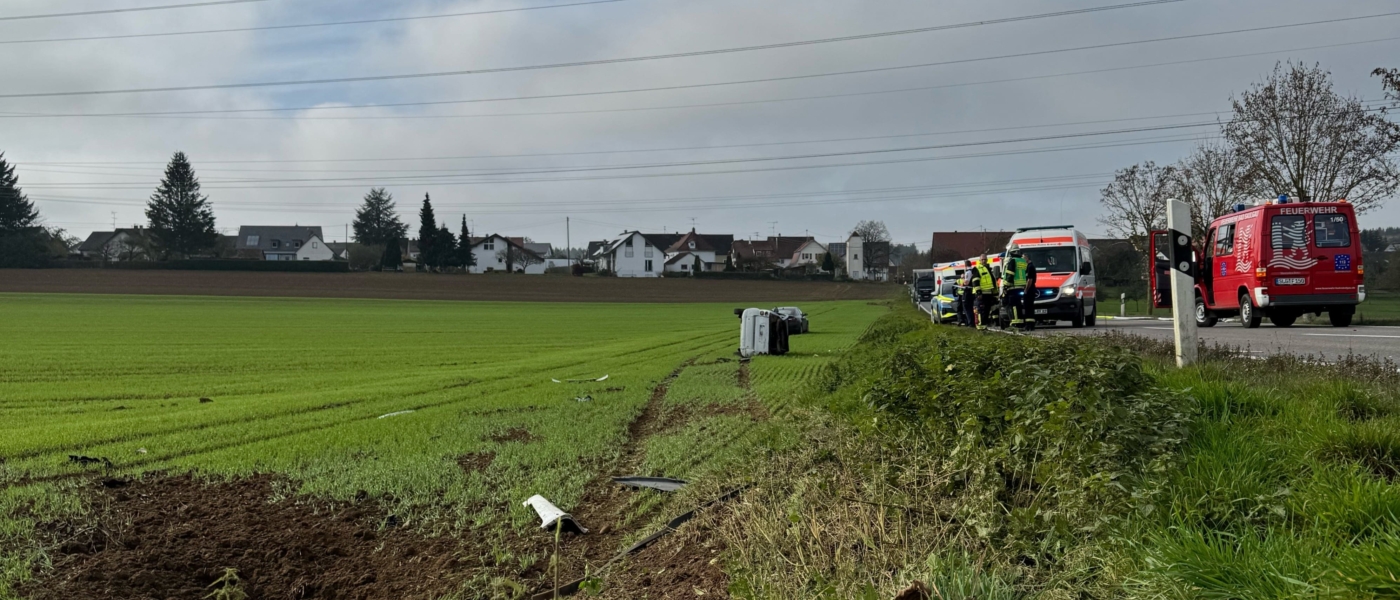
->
[235, 226, 331, 261]
[467, 234, 547, 274]
[77, 228, 149, 261]
[729, 236, 822, 271]
[662, 230, 734, 273]
[845, 233, 892, 281]
[596, 232, 681, 277]
[928, 231, 1014, 263]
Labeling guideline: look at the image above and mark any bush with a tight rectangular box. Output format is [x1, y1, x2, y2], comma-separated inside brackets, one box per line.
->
[824, 310, 1193, 559]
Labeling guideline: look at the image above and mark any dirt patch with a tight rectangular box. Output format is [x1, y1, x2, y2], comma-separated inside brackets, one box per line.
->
[597, 511, 731, 599]
[488, 427, 539, 444]
[457, 452, 496, 474]
[21, 474, 472, 600]
[0, 269, 896, 303]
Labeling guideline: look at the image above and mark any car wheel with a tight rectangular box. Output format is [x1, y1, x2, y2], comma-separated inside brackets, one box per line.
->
[1195, 296, 1218, 328]
[1269, 312, 1297, 327]
[1239, 293, 1262, 329]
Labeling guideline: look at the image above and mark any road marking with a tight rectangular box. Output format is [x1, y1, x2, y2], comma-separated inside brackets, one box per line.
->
[1145, 327, 1174, 330]
[1293, 331, 1400, 337]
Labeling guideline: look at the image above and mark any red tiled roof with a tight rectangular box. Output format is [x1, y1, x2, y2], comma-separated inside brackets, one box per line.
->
[929, 231, 1014, 260]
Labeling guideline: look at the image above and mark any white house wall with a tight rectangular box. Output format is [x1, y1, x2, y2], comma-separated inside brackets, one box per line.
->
[609, 233, 662, 277]
[296, 237, 335, 261]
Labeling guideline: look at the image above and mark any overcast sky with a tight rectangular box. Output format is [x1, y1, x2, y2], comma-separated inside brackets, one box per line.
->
[3, 0, 1398, 249]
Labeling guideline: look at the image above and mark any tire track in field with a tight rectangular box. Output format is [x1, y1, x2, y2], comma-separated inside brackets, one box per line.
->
[4, 330, 734, 463]
[533, 355, 699, 595]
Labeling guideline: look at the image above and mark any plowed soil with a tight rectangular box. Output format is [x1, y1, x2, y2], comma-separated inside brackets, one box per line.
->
[0, 269, 892, 303]
[22, 475, 474, 600]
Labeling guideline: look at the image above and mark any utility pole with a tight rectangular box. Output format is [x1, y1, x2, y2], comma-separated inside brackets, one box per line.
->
[566, 216, 571, 268]
[1167, 199, 1197, 367]
[768, 221, 778, 238]
[111, 211, 118, 229]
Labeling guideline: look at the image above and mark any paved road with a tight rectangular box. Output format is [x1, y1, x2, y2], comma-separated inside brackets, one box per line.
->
[1039, 318, 1399, 361]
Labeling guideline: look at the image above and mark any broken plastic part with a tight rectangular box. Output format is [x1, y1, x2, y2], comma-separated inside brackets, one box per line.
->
[522, 494, 588, 534]
[551, 375, 610, 383]
[377, 410, 415, 419]
[612, 476, 688, 492]
[574, 395, 593, 403]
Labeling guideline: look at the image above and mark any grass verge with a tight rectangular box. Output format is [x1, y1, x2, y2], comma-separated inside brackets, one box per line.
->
[715, 304, 1400, 598]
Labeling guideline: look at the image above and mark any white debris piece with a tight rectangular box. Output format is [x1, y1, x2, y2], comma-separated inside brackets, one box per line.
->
[522, 494, 588, 534]
[377, 410, 415, 419]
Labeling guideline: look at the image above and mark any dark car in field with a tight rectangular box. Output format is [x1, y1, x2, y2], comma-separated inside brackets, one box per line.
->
[773, 306, 809, 334]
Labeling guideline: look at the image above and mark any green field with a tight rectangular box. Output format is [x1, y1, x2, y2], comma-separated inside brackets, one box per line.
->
[0, 294, 886, 598]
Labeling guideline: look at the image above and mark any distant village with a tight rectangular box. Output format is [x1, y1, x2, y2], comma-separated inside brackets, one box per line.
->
[74, 225, 901, 280]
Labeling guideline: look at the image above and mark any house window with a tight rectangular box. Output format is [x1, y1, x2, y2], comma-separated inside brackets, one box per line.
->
[246, 235, 259, 246]
[853, 253, 859, 260]
[681, 264, 689, 271]
[271, 240, 280, 249]
[645, 259, 653, 272]
[688, 241, 696, 249]
[483, 240, 495, 250]
[293, 240, 302, 248]
[645, 246, 653, 258]
[312, 241, 319, 249]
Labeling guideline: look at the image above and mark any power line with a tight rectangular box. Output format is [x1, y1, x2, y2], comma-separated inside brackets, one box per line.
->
[18, 122, 1221, 185]
[0, 0, 629, 45]
[0, 0, 269, 22]
[0, 0, 1194, 99]
[28, 172, 1115, 210]
[7, 35, 1397, 121]
[19, 132, 1210, 189]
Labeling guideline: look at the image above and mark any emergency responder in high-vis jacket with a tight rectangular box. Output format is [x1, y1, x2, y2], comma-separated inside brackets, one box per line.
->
[952, 267, 963, 324]
[972, 254, 996, 330]
[957, 265, 968, 324]
[1001, 244, 1030, 330]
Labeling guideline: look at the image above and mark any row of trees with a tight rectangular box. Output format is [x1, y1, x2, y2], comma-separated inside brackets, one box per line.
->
[1100, 62, 1400, 251]
[351, 188, 482, 271]
[0, 151, 217, 266]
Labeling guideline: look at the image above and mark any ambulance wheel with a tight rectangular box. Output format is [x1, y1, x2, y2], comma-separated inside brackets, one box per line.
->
[1239, 293, 1262, 329]
[1086, 310, 1097, 327]
[1329, 307, 1354, 327]
[1269, 312, 1297, 328]
[1195, 296, 1217, 328]
[1071, 302, 1085, 328]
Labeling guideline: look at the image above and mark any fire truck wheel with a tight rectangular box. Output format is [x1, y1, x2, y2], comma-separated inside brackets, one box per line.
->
[1195, 296, 1218, 328]
[1329, 308, 1354, 327]
[1269, 312, 1297, 328]
[1239, 293, 1262, 329]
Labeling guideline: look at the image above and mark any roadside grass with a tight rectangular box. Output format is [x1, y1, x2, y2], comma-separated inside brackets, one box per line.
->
[715, 303, 1400, 598]
[1357, 289, 1400, 325]
[0, 293, 888, 598]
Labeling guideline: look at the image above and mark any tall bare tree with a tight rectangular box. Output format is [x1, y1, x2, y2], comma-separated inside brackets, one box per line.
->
[1173, 142, 1257, 243]
[1098, 161, 1176, 253]
[1223, 62, 1400, 211]
[851, 220, 890, 242]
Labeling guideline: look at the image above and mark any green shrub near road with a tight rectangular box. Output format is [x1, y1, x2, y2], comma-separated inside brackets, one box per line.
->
[722, 305, 1400, 598]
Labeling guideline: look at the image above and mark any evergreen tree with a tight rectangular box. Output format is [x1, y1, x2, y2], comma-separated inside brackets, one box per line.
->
[417, 193, 437, 271]
[146, 152, 217, 259]
[458, 216, 476, 271]
[821, 252, 835, 273]
[382, 237, 403, 270]
[352, 188, 407, 245]
[434, 226, 458, 270]
[0, 153, 39, 234]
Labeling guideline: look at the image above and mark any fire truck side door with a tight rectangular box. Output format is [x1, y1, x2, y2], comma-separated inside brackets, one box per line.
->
[1201, 227, 1216, 307]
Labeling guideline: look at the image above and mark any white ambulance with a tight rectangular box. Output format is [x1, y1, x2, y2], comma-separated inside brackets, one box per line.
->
[1007, 226, 1097, 327]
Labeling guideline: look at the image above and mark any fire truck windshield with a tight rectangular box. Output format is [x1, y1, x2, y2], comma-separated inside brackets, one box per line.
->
[1022, 247, 1078, 274]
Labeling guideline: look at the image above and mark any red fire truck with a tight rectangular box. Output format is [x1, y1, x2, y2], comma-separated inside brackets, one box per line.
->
[1151, 196, 1366, 328]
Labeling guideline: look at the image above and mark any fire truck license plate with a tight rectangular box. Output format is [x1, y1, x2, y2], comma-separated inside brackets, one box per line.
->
[1275, 277, 1305, 286]
[1035, 309, 1048, 315]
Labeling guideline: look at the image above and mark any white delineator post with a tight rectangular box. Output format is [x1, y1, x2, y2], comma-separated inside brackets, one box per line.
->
[1167, 199, 1197, 367]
